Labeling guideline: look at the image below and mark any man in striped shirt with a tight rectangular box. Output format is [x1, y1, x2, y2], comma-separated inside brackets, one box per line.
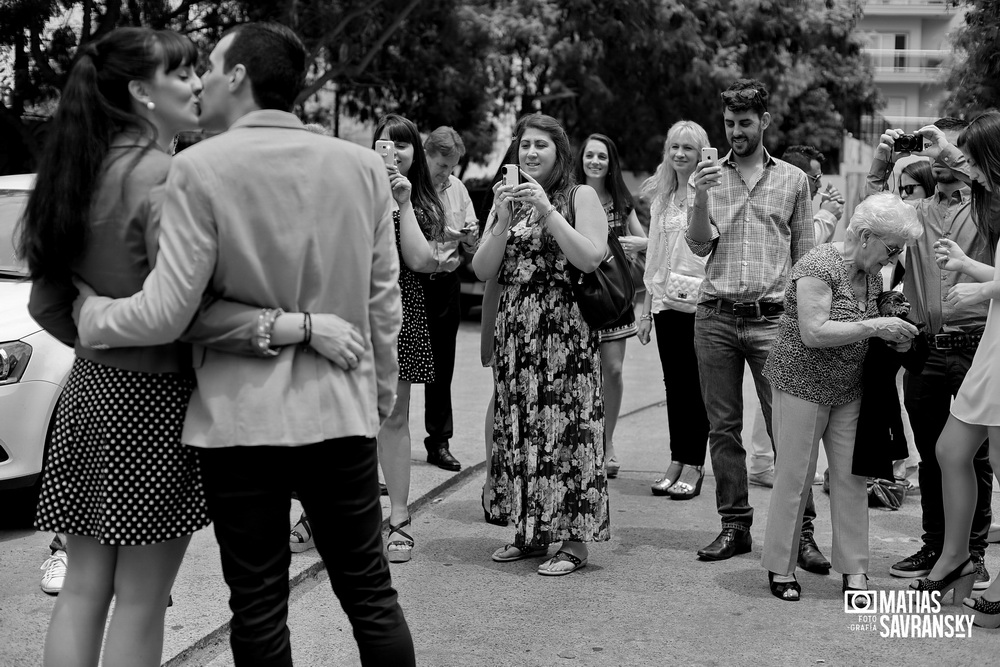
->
[686, 78, 814, 561]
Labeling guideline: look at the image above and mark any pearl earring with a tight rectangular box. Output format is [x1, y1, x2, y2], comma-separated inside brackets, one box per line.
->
[862, 242, 867, 248]
[146, 101, 155, 111]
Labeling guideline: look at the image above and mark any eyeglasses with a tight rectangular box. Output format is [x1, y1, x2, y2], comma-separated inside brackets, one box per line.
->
[899, 183, 920, 196]
[721, 88, 765, 107]
[808, 173, 822, 186]
[872, 234, 903, 259]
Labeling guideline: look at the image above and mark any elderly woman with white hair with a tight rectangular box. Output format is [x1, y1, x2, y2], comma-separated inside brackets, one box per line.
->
[760, 193, 924, 602]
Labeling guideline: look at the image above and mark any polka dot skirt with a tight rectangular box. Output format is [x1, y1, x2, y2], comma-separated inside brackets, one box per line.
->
[35, 358, 210, 546]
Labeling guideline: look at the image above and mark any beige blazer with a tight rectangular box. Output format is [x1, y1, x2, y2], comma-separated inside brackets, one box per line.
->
[78, 110, 402, 448]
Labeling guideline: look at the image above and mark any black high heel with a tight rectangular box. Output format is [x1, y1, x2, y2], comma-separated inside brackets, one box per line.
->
[964, 596, 1000, 629]
[768, 571, 801, 602]
[910, 557, 976, 606]
[842, 574, 869, 593]
[667, 466, 704, 501]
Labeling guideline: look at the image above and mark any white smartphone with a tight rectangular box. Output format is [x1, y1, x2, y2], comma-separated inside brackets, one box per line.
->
[701, 147, 718, 164]
[375, 140, 395, 167]
[502, 164, 520, 188]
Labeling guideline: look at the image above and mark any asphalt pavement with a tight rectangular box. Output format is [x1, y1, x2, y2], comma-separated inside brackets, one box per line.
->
[1, 315, 998, 666]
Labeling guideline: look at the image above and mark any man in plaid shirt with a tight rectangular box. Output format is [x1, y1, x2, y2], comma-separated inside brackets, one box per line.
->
[686, 78, 814, 561]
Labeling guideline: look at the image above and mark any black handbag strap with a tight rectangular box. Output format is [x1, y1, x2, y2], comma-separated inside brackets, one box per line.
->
[564, 185, 582, 228]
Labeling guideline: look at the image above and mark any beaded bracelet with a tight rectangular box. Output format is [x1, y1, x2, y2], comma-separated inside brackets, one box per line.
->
[253, 308, 283, 358]
[538, 205, 557, 224]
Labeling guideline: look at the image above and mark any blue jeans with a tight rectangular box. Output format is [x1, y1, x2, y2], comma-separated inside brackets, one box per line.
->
[694, 304, 817, 533]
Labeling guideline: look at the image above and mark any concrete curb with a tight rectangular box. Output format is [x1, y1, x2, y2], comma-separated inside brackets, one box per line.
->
[162, 399, 665, 666]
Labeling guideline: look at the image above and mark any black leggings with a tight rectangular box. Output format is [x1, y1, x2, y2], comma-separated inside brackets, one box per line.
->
[653, 309, 710, 466]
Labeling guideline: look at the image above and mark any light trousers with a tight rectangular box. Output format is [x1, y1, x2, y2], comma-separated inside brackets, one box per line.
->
[762, 388, 868, 576]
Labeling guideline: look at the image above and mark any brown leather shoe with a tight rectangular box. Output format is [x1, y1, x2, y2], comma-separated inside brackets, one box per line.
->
[697, 528, 752, 561]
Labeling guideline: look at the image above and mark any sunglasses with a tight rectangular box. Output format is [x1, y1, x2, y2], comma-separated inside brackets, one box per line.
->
[872, 234, 903, 259]
[899, 183, 920, 196]
[808, 173, 822, 185]
[721, 88, 765, 107]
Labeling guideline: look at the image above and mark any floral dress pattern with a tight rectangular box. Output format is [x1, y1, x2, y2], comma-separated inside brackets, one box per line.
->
[486, 202, 611, 546]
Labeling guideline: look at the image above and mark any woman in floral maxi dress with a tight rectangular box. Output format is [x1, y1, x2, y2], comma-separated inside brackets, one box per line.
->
[473, 114, 611, 576]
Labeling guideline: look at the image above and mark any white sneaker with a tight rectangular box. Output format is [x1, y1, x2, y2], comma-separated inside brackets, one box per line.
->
[40, 551, 67, 595]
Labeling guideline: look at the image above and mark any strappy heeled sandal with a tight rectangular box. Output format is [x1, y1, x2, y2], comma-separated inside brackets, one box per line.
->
[289, 513, 315, 553]
[768, 571, 801, 602]
[387, 517, 414, 563]
[667, 465, 704, 501]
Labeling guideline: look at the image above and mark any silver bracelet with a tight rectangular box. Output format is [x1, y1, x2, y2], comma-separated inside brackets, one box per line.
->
[640, 313, 653, 321]
[253, 308, 283, 358]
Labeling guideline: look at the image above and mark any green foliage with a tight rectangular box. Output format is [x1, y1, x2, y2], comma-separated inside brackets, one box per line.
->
[945, 0, 1000, 117]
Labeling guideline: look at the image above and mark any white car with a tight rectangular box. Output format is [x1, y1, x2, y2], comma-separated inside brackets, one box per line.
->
[0, 174, 74, 491]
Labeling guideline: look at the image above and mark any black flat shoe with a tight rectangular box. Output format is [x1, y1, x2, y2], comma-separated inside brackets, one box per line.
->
[697, 528, 752, 561]
[768, 571, 800, 602]
[427, 446, 461, 471]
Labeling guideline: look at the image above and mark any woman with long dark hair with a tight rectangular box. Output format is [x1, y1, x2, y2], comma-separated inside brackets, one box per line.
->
[914, 111, 1000, 625]
[574, 133, 647, 479]
[18, 28, 208, 667]
[473, 113, 610, 575]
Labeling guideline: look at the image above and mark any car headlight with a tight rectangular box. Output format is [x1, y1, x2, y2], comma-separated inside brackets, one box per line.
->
[0, 341, 31, 385]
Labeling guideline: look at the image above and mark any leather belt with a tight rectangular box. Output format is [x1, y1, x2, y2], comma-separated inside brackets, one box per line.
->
[702, 298, 784, 318]
[927, 331, 983, 351]
[419, 271, 459, 281]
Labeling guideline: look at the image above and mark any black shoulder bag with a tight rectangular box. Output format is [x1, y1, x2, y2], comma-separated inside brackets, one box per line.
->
[564, 186, 635, 329]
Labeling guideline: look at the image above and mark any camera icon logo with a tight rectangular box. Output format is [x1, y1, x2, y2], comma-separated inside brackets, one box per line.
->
[844, 590, 877, 614]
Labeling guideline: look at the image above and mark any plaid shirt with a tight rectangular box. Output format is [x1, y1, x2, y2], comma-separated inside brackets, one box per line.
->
[686, 149, 814, 303]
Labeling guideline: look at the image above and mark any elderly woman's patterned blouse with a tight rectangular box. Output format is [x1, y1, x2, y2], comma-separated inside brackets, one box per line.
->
[763, 243, 882, 406]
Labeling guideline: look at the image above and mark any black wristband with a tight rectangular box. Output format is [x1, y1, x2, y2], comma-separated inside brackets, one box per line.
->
[303, 312, 312, 346]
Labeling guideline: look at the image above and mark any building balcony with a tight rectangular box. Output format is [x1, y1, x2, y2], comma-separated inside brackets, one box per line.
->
[862, 0, 961, 17]
[863, 49, 950, 84]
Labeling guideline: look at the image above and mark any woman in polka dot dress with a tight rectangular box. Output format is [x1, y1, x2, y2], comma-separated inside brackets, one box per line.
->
[18, 28, 272, 667]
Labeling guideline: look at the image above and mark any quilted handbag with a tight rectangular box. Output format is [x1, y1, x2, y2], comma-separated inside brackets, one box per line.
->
[663, 271, 702, 307]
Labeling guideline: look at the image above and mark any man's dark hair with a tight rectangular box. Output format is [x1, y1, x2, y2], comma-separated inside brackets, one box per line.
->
[783, 145, 825, 164]
[935, 117, 969, 132]
[722, 78, 769, 117]
[223, 23, 306, 112]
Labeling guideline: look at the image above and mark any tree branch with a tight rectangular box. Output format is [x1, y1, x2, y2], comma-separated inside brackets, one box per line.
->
[295, 0, 425, 104]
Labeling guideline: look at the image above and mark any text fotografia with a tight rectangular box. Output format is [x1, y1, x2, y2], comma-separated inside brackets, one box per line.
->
[844, 590, 975, 638]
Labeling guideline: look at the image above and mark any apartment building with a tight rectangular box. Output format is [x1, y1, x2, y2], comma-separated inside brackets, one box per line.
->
[857, 0, 967, 134]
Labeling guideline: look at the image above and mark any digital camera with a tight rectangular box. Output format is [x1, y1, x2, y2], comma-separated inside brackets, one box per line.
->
[895, 134, 924, 153]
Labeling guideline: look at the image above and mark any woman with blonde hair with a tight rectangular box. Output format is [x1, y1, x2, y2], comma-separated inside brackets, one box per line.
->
[637, 121, 712, 499]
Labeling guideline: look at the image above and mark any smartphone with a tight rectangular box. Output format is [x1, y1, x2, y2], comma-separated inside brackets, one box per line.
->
[502, 164, 520, 188]
[375, 140, 395, 167]
[701, 147, 718, 164]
